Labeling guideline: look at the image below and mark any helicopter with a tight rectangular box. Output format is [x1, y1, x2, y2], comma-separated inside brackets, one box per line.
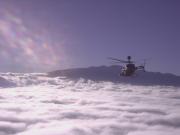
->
[108, 56, 146, 76]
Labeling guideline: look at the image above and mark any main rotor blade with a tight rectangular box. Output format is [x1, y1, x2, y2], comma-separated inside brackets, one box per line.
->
[109, 62, 125, 66]
[110, 61, 124, 64]
[107, 57, 129, 63]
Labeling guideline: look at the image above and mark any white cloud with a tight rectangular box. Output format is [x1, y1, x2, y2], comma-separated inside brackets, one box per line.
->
[0, 73, 180, 135]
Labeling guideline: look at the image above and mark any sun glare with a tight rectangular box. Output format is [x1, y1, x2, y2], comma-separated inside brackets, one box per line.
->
[0, 9, 65, 71]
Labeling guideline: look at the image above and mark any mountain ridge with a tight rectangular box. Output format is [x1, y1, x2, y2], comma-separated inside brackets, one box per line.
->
[48, 65, 180, 86]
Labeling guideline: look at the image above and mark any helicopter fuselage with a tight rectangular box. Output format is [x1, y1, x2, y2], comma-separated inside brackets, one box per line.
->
[121, 63, 136, 76]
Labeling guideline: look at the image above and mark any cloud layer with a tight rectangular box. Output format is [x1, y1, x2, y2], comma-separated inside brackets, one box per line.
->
[0, 73, 180, 135]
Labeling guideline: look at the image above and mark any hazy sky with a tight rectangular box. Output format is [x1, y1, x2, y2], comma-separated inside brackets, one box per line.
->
[0, 0, 179, 75]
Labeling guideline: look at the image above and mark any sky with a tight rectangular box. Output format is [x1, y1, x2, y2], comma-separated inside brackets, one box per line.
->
[0, 0, 179, 75]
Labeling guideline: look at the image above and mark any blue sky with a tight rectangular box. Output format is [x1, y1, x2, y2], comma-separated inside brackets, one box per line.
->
[0, 0, 179, 75]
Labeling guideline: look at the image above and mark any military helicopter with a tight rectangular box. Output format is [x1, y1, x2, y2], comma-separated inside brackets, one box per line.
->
[108, 56, 145, 76]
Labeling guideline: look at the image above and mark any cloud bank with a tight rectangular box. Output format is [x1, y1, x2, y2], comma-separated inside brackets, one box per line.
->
[0, 73, 180, 135]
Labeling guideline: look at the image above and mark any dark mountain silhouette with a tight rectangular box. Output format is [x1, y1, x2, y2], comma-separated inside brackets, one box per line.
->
[48, 65, 180, 86]
[0, 77, 16, 88]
